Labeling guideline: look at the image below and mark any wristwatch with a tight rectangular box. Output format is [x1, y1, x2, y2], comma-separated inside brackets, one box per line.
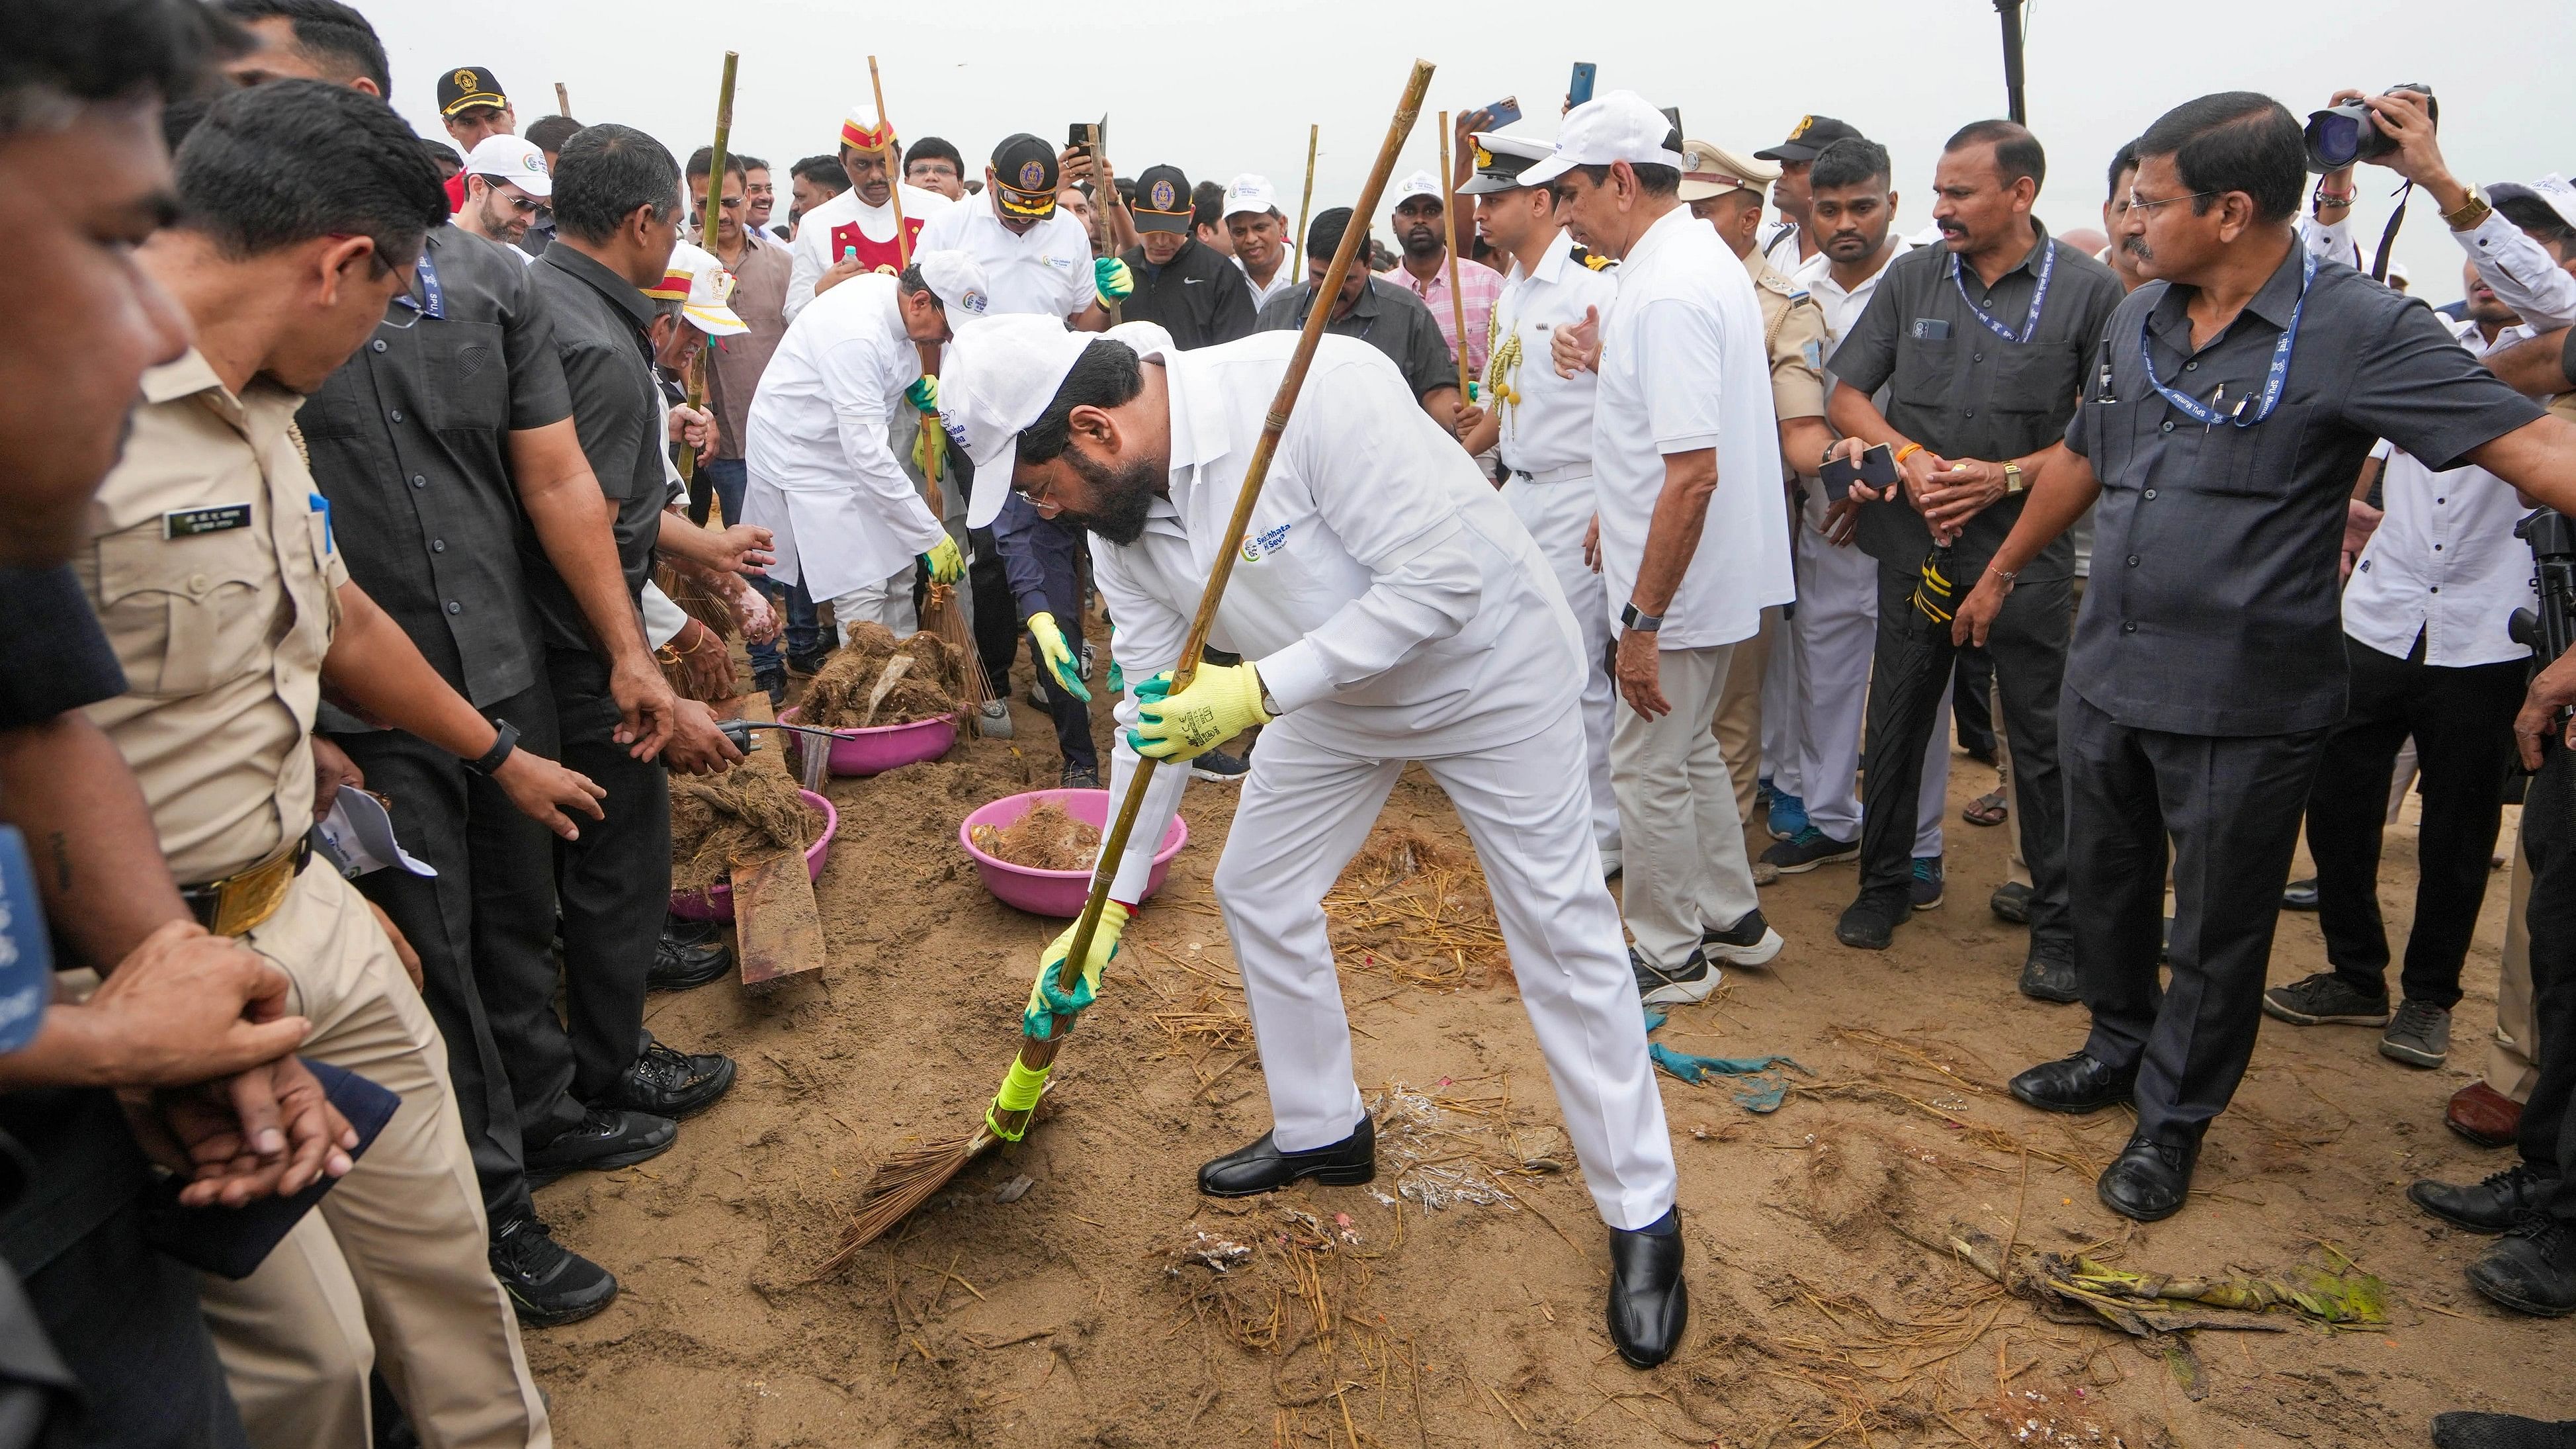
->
[1255, 666, 1281, 718]
[2442, 188, 2493, 233]
[465, 719, 519, 776]
[1620, 602, 1664, 633]
[2002, 460, 2025, 496]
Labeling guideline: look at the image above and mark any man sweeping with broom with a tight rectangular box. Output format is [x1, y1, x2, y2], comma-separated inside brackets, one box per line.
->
[940, 312, 1691, 1370]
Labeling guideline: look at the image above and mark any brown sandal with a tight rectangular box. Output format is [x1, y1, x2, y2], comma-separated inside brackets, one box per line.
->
[1962, 790, 2008, 827]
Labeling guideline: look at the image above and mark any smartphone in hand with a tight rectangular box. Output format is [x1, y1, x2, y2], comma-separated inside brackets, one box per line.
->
[1821, 443, 1899, 498]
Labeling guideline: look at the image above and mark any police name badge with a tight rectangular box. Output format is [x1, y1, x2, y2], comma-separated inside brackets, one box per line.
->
[163, 503, 253, 539]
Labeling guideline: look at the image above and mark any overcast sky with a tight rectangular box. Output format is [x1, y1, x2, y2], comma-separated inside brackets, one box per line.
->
[375, 0, 2571, 304]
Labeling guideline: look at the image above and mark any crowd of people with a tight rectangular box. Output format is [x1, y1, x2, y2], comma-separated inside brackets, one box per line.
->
[8, 0, 2576, 1445]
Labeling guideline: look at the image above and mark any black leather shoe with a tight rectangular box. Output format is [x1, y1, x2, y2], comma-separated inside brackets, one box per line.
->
[490, 1213, 619, 1327]
[1833, 889, 1909, 951]
[2467, 1215, 2576, 1318]
[1606, 1219, 1688, 1368]
[1989, 880, 2034, 925]
[606, 1039, 736, 1120]
[2098, 1134, 2198, 1223]
[2018, 940, 2081, 1004]
[2411, 1163, 2550, 1234]
[1198, 1117, 1375, 1197]
[2280, 877, 2319, 911]
[648, 929, 732, 992]
[2008, 1052, 2134, 1114]
[2432, 1411, 2576, 1449]
[524, 1108, 676, 1187]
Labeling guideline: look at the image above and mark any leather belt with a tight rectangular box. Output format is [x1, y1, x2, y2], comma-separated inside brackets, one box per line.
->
[180, 836, 311, 938]
[1506, 462, 1592, 486]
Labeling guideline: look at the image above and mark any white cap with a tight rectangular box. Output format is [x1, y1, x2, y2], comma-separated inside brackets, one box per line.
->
[1522, 90, 1688, 188]
[461, 134, 552, 199]
[1223, 173, 1278, 220]
[1392, 169, 1443, 206]
[913, 249, 991, 320]
[2529, 174, 2576, 232]
[945, 315, 1095, 529]
[656, 240, 746, 335]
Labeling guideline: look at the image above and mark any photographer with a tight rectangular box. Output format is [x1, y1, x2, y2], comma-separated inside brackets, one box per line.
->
[1951, 91, 2576, 1225]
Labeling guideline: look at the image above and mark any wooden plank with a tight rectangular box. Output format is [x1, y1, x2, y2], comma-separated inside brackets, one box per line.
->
[726, 691, 828, 986]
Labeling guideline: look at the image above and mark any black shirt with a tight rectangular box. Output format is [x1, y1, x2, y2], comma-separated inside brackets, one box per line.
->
[0, 568, 125, 730]
[302, 227, 572, 715]
[1828, 224, 2125, 580]
[525, 243, 667, 652]
[2065, 242, 2543, 736]
[1254, 276, 1456, 401]
[1119, 237, 1259, 351]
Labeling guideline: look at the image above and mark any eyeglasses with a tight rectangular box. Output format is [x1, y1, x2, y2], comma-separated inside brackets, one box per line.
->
[1014, 476, 1064, 519]
[474, 184, 541, 216]
[2125, 189, 2218, 214]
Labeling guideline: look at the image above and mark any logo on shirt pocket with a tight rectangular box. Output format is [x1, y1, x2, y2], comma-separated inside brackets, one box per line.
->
[1241, 522, 1292, 562]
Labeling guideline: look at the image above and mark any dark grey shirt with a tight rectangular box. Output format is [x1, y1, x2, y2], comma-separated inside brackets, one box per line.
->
[525, 242, 666, 654]
[1255, 276, 1455, 401]
[2065, 243, 2543, 736]
[1828, 224, 2125, 579]
[302, 228, 572, 716]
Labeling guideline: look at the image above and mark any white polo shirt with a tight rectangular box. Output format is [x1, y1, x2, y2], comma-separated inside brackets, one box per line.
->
[1590, 205, 1793, 651]
[2343, 314, 2537, 667]
[915, 195, 1093, 322]
[1795, 238, 1913, 380]
[1490, 230, 1617, 478]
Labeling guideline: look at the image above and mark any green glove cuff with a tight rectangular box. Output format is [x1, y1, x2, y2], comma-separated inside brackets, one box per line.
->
[904, 375, 939, 415]
[1027, 612, 1092, 701]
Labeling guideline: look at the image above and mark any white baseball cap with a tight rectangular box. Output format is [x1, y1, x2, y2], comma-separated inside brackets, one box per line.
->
[912, 249, 990, 320]
[1391, 169, 1443, 207]
[945, 314, 1095, 529]
[654, 240, 746, 335]
[1522, 90, 1688, 189]
[1223, 173, 1278, 220]
[462, 134, 552, 198]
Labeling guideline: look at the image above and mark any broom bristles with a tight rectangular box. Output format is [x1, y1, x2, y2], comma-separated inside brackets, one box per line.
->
[918, 583, 993, 712]
[818, 1133, 987, 1275]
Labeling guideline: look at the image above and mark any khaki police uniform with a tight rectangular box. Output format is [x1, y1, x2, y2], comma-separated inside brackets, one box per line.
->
[75, 351, 550, 1449]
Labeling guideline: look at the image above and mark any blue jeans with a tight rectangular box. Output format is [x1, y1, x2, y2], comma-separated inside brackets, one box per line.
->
[705, 459, 822, 668]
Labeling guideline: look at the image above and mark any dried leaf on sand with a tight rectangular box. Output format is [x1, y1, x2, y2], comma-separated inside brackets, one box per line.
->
[802, 622, 969, 728]
[671, 769, 824, 893]
[968, 799, 1099, 871]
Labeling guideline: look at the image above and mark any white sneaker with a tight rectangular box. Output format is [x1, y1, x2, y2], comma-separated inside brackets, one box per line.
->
[1631, 947, 1721, 1005]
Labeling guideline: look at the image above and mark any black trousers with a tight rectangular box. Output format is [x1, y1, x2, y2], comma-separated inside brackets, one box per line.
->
[1017, 515, 1096, 773]
[1953, 644, 1997, 760]
[2309, 635, 2526, 1008]
[2065, 686, 2330, 1146]
[1858, 561, 2075, 947]
[331, 680, 560, 1223]
[24, 1198, 245, 1449]
[2516, 742, 2576, 1222]
[537, 646, 665, 1125]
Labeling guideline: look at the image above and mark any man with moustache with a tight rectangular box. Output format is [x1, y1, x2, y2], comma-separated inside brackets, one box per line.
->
[453, 135, 550, 251]
[1255, 208, 1459, 425]
[783, 101, 955, 320]
[1382, 165, 1502, 380]
[1225, 175, 1300, 311]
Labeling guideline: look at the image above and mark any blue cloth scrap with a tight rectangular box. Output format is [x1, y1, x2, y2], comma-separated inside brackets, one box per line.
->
[1642, 1006, 1808, 1112]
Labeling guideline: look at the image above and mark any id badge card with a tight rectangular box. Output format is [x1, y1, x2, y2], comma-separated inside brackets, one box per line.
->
[0, 826, 54, 1054]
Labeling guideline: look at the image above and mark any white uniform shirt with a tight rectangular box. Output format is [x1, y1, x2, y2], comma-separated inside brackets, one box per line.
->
[1760, 220, 1803, 276]
[742, 273, 941, 597]
[1490, 231, 1618, 478]
[915, 197, 1093, 321]
[1093, 332, 1584, 898]
[1795, 238, 1912, 377]
[1236, 249, 1301, 311]
[783, 181, 956, 321]
[1590, 205, 1794, 650]
[2343, 314, 2537, 667]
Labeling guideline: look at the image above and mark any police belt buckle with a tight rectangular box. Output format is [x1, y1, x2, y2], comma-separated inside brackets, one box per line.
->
[181, 836, 312, 937]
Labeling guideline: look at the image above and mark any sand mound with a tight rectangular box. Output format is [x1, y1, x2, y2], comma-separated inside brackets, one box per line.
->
[800, 622, 970, 728]
[669, 769, 826, 893]
[968, 798, 1101, 871]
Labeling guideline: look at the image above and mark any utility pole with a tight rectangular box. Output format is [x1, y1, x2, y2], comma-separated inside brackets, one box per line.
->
[1995, 0, 2028, 124]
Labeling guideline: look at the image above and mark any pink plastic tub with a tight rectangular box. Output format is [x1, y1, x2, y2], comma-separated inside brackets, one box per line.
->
[959, 788, 1189, 918]
[667, 789, 837, 924]
[778, 705, 955, 777]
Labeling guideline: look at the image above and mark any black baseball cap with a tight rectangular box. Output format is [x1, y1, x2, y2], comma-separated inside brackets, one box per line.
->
[990, 134, 1060, 219]
[1131, 164, 1191, 234]
[436, 66, 507, 118]
[1754, 114, 1862, 163]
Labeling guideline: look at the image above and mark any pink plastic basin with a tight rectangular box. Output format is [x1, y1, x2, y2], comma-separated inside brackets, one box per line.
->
[959, 788, 1189, 918]
[779, 705, 955, 777]
[668, 789, 838, 924]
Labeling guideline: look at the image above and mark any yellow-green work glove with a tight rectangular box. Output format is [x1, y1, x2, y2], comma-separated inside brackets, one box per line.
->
[1027, 612, 1090, 701]
[910, 423, 944, 476]
[920, 533, 965, 585]
[1094, 255, 1134, 305]
[1023, 900, 1129, 1039]
[1129, 661, 1271, 761]
[904, 374, 939, 415]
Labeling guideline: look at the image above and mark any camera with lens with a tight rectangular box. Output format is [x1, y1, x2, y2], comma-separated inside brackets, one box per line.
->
[2303, 84, 2435, 173]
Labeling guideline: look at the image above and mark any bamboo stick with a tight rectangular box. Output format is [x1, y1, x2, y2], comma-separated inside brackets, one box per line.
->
[680, 52, 736, 524]
[1436, 110, 1471, 404]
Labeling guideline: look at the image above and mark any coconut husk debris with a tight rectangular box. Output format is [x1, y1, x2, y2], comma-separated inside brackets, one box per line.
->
[670, 768, 825, 893]
[800, 621, 970, 728]
[968, 799, 1099, 871]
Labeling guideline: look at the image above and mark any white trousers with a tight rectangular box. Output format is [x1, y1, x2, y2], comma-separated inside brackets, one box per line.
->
[1611, 643, 1764, 971]
[828, 568, 917, 642]
[1211, 707, 1678, 1231]
[1499, 474, 1619, 859]
[1791, 515, 1948, 854]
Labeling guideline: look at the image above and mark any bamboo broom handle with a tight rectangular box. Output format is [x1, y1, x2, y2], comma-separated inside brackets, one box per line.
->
[1436, 110, 1471, 404]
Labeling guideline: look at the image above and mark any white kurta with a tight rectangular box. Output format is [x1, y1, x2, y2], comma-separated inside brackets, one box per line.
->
[1090, 331, 1677, 1229]
[783, 181, 956, 322]
[741, 274, 942, 602]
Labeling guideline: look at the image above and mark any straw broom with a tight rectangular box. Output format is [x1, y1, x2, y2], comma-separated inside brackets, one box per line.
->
[866, 55, 992, 712]
[827, 58, 1441, 1263]
[679, 52, 736, 526]
[1436, 110, 1473, 406]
